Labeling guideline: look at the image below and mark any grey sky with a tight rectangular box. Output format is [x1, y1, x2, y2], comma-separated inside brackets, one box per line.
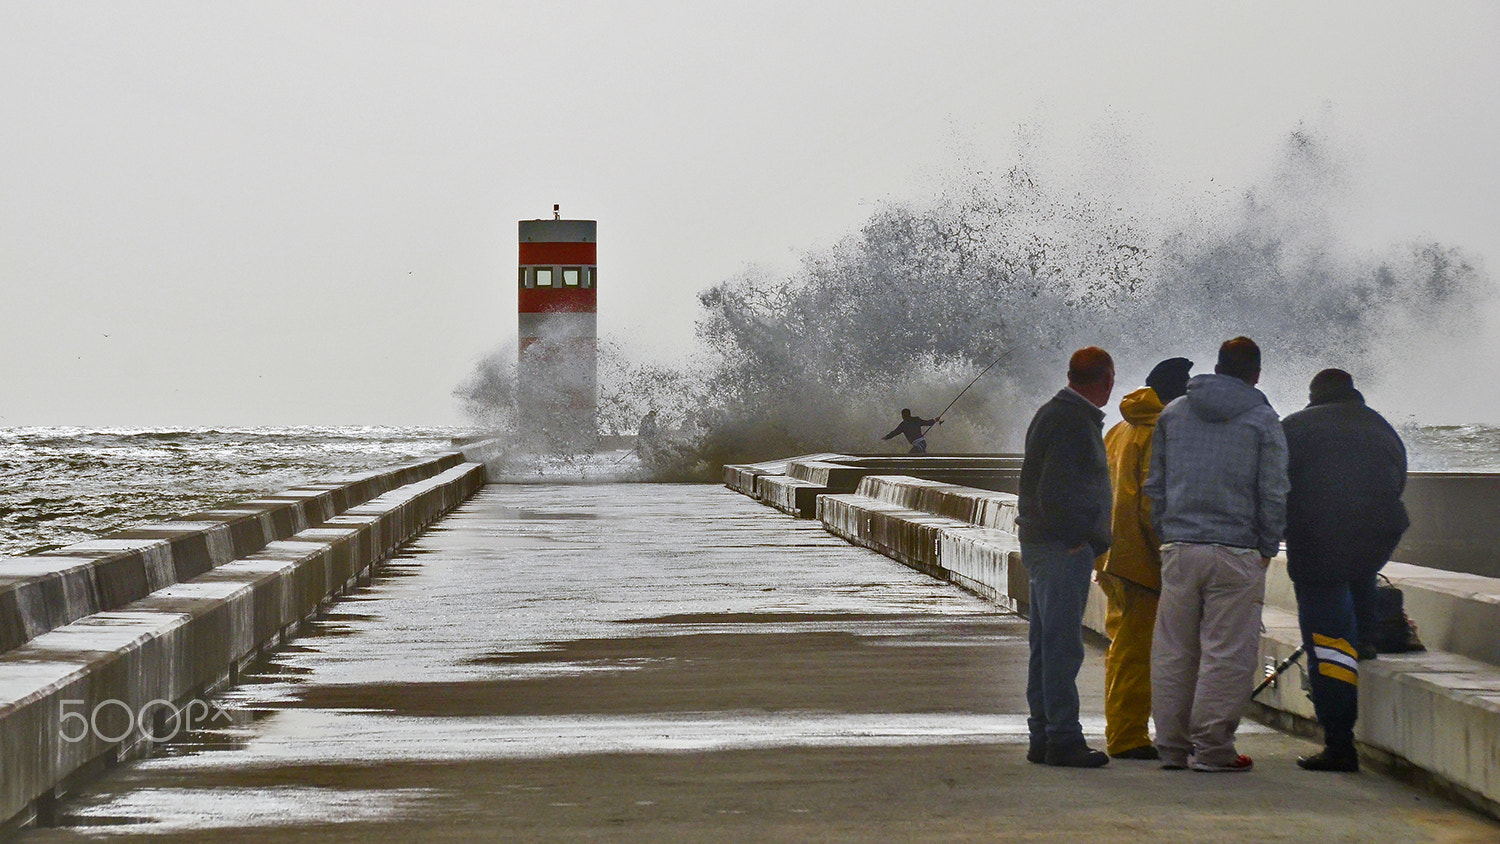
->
[3, 2, 1497, 426]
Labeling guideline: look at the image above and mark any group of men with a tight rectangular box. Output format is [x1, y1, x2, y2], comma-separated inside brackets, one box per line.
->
[1018, 337, 1408, 773]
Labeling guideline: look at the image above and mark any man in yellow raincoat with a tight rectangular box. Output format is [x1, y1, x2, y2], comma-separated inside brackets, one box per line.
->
[1096, 357, 1192, 759]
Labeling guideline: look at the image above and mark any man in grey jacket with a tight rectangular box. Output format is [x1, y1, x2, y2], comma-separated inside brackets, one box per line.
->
[1144, 337, 1288, 773]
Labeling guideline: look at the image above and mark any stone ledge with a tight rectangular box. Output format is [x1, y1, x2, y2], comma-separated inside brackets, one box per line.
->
[0, 453, 465, 653]
[1263, 557, 1500, 669]
[808, 473, 1500, 818]
[786, 458, 862, 490]
[756, 475, 826, 519]
[0, 462, 485, 828]
[855, 475, 1019, 532]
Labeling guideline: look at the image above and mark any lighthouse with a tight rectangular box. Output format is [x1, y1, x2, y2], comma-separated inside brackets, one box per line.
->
[517, 207, 597, 446]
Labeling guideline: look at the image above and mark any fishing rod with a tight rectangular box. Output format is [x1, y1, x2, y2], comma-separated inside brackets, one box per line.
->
[612, 442, 640, 466]
[931, 348, 1016, 425]
[1251, 645, 1305, 699]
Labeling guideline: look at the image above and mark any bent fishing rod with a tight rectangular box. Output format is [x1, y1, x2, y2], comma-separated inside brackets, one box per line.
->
[930, 348, 1016, 426]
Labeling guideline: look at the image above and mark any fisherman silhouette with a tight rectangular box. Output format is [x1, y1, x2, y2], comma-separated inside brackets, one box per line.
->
[883, 408, 941, 454]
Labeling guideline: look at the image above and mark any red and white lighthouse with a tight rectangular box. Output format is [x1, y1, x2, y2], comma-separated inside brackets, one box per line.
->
[517, 209, 597, 441]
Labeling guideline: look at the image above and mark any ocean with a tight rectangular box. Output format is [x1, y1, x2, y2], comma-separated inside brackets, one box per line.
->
[0, 423, 1496, 558]
[0, 426, 465, 557]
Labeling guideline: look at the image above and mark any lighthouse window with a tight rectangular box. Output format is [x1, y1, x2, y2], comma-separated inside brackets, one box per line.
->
[518, 267, 529, 288]
[584, 266, 596, 288]
[562, 267, 581, 286]
[535, 267, 554, 287]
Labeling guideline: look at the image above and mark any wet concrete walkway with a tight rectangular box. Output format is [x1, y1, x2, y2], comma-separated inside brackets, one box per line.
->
[20, 484, 1500, 842]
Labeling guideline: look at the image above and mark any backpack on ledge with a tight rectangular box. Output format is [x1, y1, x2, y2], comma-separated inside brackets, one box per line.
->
[1369, 573, 1425, 655]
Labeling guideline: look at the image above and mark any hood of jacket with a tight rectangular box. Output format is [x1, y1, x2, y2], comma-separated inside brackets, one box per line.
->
[1184, 373, 1269, 422]
[1118, 386, 1163, 427]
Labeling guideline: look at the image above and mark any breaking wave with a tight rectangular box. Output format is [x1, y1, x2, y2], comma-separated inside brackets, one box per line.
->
[459, 122, 1495, 478]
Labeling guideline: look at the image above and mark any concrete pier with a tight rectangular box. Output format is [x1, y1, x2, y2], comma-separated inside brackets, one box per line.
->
[0, 455, 484, 831]
[15, 483, 1498, 841]
[733, 458, 1500, 819]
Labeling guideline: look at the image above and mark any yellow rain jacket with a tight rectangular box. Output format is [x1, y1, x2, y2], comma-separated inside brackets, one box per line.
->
[1096, 386, 1163, 591]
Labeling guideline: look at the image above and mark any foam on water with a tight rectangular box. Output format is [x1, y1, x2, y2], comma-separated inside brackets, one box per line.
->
[0, 426, 461, 556]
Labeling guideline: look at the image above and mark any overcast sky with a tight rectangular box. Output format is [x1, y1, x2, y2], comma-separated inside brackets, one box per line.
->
[3, 1, 1498, 427]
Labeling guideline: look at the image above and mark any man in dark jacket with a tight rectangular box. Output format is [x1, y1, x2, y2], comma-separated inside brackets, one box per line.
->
[1282, 369, 1409, 773]
[883, 408, 940, 453]
[1018, 346, 1114, 768]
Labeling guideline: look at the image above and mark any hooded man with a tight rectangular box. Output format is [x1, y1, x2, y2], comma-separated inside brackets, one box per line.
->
[1094, 357, 1192, 760]
[1144, 337, 1288, 773]
[1281, 369, 1409, 772]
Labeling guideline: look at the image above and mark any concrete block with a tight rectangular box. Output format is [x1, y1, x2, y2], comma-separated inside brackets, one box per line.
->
[818, 493, 958, 580]
[756, 475, 825, 518]
[856, 476, 1018, 531]
[1264, 557, 1500, 669]
[810, 470, 1500, 815]
[722, 464, 770, 497]
[0, 558, 101, 650]
[721, 455, 841, 498]
[1381, 562, 1500, 668]
[1401, 473, 1500, 577]
[939, 525, 1026, 611]
[1358, 652, 1500, 807]
[787, 459, 865, 493]
[0, 452, 469, 654]
[0, 460, 486, 827]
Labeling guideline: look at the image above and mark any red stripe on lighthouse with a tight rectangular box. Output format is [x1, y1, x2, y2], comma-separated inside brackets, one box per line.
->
[519, 286, 597, 313]
[519, 242, 596, 265]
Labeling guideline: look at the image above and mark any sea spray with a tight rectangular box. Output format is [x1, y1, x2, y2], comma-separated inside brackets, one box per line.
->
[684, 124, 1492, 465]
[456, 123, 1495, 477]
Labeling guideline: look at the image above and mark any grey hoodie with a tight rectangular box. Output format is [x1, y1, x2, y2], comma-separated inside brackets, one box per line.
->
[1143, 373, 1289, 558]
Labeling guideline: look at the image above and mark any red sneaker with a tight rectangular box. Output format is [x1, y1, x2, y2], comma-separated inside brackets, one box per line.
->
[1190, 754, 1253, 773]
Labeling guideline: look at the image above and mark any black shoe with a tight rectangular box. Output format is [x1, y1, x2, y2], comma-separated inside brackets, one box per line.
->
[1358, 643, 1377, 661]
[1027, 741, 1046, 764]
[1045, 744, 1110, 768]
[1110, 745, 1160, 761]
[1297, 748, 1359, 772]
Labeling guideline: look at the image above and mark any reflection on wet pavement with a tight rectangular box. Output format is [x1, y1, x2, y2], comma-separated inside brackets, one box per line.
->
[28, 484, 1013, 838]
[56, 787, 439, 835]
[20, 484, 1499, 842]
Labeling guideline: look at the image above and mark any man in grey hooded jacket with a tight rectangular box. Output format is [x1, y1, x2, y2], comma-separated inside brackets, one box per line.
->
[1143, 336, 1289, 773]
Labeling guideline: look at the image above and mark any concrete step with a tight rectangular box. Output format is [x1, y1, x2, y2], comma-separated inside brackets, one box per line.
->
[0, 452, 467, 654]
[756, 475, 826, 519]
[725, 454, 1023, 517]
[0, 461, 486, 829]
[811, 473, 1500, 818]
[819, 492, 962, 580]
[1265, 557, 1500, 669]
[855, 475, 1019, 532]
[721, 453, 846, 498]
[786, 458, 864, 491]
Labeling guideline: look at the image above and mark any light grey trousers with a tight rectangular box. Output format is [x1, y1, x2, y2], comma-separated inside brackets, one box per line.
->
[1151, 543, 1267, 767]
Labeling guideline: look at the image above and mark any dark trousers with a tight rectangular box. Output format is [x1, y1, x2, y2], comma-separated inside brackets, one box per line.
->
[1350, 573, 1378, 654]
[1023, 540, 1094, 748]
[1293, 579, 1362, 752]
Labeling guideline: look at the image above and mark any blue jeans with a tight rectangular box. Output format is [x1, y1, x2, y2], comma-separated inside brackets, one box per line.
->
[1023, 540, 1095, 748]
